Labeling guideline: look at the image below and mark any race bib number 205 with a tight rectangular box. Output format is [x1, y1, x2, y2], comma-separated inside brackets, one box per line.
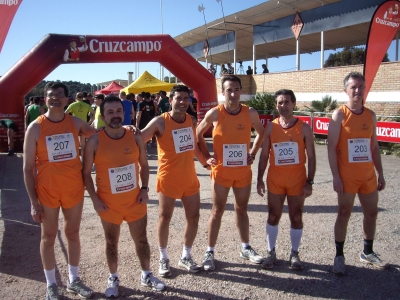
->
[273, 142, 299, 165]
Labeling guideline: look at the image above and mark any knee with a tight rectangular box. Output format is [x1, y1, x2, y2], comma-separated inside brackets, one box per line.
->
[337, 207, 352, 220]
[267, 214, 280, 226]
[64, 226, 80, 242]
[159, 211, 173, 224]
[211, 205, 225, 219]
[41, 232, 57, 247]
[289, 212, 303, 228]
[364, 209, 378, 220]
[187, 213, 200, 226]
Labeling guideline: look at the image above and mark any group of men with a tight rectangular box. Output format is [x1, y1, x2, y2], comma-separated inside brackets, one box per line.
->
[22, 72, 387, 299]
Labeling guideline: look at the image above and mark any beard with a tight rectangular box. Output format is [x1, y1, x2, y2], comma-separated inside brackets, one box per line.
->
[107, 117, 122, 128]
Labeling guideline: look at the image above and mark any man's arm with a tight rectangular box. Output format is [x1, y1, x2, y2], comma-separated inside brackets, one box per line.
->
[303, 123, 316, 198]
[135, 134, 150, 204]
[25, 110, 30, 128]
[256, 123, 272, 196]
[136, 110, 142, 127]
[23, 123, 42, 223]
[141, 115, 163, 143]
[87, 107, 95, 124]
[248, 107, 265, 163]
[190, 115, 208, 167]
[196, 107, 218, 165]
[370, 112, 385, 191]
[82, 134, 108, 213]
[327, 109, 344, 194]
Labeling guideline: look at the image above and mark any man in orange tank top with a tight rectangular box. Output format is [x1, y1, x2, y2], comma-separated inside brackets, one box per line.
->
[328, 72, 387, 275]
[141, 85, 208, 277]
[23, 82, 96, 300]
[196, 75, 265, 271]
[82, 96, 165, 296]
[257, 89, 316, 270]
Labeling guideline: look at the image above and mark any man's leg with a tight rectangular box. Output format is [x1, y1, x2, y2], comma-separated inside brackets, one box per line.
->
[7, 128, 15, 153]
[287, 194, 306, 270]
[101, 219, 121, 274]
[332, 192, 356, 275]
[232, 184, 251, 244]
[208, 181, 230, 248]
[358, 190, 386, 268]
[63, 200, 93, 297]
[181, 192, 200, 249]
[157, 193, 175, 251]
[127, 215, 150, 271]
[128, 215, 165, 291]
[40, 205, 60, 274]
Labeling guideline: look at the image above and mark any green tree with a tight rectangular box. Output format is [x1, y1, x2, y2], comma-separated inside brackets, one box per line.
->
[304, 95, 338, 115]
[163, 76, 176, 83]
[246, 93, 276, 114]
[324, 46, 389, 67]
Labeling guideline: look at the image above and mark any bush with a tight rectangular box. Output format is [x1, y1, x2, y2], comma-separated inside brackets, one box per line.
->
[246, 93, 277, 114]
[304, 95, 338, 115]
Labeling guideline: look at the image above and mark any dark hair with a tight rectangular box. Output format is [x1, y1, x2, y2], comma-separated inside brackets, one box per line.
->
[100, 95, 123, 116]
[169, 85, 190, 98]
[33, 96, 41, 104]
[94, 93, 105, 101]
[82, 91, 88, 97]
[87, 94, 93, 97]
[44, 82, 68, 98]
[221, 75, 242, 90]
[150, 95, 155, 99]
[141, 91, 146, 98]
[145, 92, 151, 99]
[159, 90, 166, 97]
[274, 89, 296, 103]
[119, 91, 126, 96]
[29, 96, 34, 102]
[344, 71, 365, 88]
[126, 93, 135, 100]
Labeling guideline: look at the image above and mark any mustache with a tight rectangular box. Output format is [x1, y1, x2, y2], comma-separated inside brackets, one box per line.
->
[111, 117, 122, 123]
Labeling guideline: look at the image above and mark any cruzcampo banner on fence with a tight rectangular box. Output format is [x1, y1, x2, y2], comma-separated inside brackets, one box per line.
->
[0, 0, 22, 53]
[364, 0, 400, 103]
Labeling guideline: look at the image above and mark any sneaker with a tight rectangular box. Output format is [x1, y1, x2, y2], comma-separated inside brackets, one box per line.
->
[289, 251, 304, 270]
[46, 284, 59, 300]
[240, 246, 263, 264]
[332, 255, 345, 275]
[178, 255, 202, 273]
[141, 272, 165, 291]
[360, 251, 387, 269]
[261, 250, 276, 269]
[6, 150, 14, 156]
[202, 251, 215, 271]
[91, 165, 96, 173]
[105, 276, 119, 298]
[66, 277, 93, 298]
[159, 258, 172, 277]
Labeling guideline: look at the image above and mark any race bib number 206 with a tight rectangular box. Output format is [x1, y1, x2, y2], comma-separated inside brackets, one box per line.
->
[223, 144, 247, 167]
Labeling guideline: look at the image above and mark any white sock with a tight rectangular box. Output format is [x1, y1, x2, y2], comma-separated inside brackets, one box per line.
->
[290, 227, 303, 252]
[68, 265, 79, 283]
[110, 272, 119, 279]
[159, 247, 168, 260]
[266, 224, 279, 251]
[206, 246, 214, 253]
[44, 268, 56, 286]
[141, 270, 150, 279]
[181, 245, 192, 258]
[242, 243, 250, 250]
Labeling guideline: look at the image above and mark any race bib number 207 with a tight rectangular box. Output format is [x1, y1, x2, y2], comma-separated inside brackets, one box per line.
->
[46, 133, 77, 162]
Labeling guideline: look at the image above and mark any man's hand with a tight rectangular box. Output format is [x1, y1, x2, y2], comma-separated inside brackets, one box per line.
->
[92, 198, 108, 214]
[333, 175, 343, 194]
[31, 203, 44, 223]
[206, 154, 218, 167]
[137, 190, 149, 204]
[377, 174, 386, 191]
[247, 153, 255, 165]
[257, 179, 265, 197]
[302, 182, 313, 198]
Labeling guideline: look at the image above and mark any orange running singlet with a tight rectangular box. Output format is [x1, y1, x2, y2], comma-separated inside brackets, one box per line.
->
[336, 105, 375, 180]
[157, 113, 197, 185]
[212, 104, 251, 180]
[36, 114, 83, 192]
[95, 128, 141, 204]
[269, 118, 306, 170]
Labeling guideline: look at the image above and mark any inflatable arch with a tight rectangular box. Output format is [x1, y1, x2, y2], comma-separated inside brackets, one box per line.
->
[0, 34, 217, 152]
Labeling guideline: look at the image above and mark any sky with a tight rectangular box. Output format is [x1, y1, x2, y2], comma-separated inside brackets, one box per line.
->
[0, 0, 398, 86]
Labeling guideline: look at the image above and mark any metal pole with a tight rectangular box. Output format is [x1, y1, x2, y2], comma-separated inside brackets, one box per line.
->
[296, 38, 300, 71]
[320, 31, 324, 68]
[199, 4, 213, 66]
[216, 0, 231, 64]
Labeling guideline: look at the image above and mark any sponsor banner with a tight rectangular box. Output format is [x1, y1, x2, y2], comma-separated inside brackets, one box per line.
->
[313, 117, 330, 135]
[0, 0, 22, 53]
[364, 0, 400, 102]
[376, 121, 400, 143]
[296, 116, 312, 126]
[259, 114, 275, 127]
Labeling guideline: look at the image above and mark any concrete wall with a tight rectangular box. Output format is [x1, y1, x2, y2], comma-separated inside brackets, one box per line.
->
[215, 61, 400, 117]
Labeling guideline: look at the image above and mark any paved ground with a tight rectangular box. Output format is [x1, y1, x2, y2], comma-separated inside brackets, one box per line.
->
[0, 139, 399, 299]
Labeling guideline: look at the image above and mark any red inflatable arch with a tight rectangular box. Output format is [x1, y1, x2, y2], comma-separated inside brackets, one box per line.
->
[0, 34, 217, 152]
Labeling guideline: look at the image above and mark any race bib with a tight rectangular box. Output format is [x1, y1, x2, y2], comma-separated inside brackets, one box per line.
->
[172, 127, 194, 153]
[45, 133, 77, 162]
[223, 144, 247, 167]
[348, 138, 372, 163]
[273, 142, 299, 165]
[108, 163, 137, 194]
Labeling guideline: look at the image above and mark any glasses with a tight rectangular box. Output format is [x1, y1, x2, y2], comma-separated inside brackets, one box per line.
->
[47, 92, 65, 99]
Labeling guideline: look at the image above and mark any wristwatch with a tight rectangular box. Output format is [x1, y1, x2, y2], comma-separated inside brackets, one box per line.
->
[250, 154, 255, 159]
[141, 186, 149, 192]
[306, 180, 314, 185]
[203, 164, 210, 168]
